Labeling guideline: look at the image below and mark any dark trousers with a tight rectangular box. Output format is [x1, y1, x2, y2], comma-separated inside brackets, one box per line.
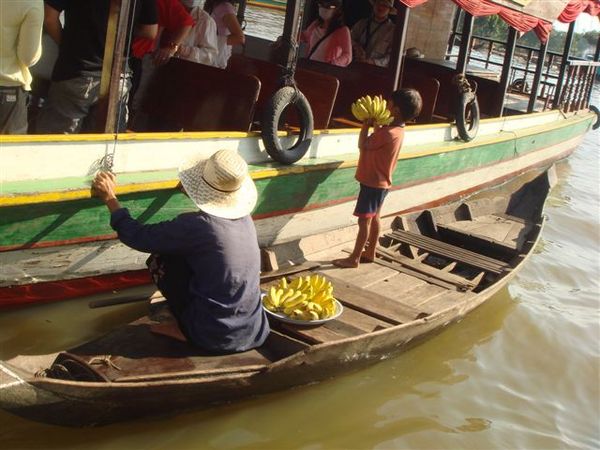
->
[147, 254, 194, 341]
[0, 86, 28, 134]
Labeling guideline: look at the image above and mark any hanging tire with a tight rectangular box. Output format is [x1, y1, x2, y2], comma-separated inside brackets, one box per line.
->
[455, 92, 480, 142]
[590, 105, 600, 130]
[261, 86, 314, 165]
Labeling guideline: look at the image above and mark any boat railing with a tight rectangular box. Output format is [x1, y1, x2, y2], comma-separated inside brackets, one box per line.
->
[446, 33, 564, 101]
[558, 60, 600, 112]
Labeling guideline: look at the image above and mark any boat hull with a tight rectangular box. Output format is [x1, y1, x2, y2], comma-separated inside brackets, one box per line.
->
[0, 111, 594, 308]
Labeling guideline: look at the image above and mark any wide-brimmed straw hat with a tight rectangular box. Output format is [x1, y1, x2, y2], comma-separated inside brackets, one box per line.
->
[178, 149, 257, 219]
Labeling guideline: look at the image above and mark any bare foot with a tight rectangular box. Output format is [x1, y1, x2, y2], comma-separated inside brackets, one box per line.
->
[360, 252, 375, 263]
[332, 257, 359, 268]
[150, 322, 187, 342]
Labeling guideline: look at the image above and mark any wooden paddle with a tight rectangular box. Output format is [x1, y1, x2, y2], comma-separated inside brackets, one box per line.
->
[88, 261, 321, 308]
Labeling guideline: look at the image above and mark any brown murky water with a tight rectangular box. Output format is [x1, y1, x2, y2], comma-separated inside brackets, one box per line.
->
[1, 8, 599, 449]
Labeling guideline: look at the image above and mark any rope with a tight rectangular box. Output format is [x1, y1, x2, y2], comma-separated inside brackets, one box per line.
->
[102, 0, 139, 173]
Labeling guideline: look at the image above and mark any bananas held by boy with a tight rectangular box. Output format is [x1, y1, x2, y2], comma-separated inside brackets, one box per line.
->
[351, 95, 394, 126]
[262, 274, 338, 321]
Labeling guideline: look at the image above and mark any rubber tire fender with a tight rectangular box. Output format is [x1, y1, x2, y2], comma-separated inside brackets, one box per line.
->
[455, 92, 480, 142]
[261, 86, 314, 165]
[590, 105, 600, 130]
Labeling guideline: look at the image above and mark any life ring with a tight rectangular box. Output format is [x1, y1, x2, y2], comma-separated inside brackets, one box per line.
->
[455, 91, 480, 142]
[261, 86, 314, 165]
[590, 105, 600, 130]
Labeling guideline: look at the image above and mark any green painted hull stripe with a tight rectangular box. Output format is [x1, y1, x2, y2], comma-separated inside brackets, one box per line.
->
[0, 119, 590, 248]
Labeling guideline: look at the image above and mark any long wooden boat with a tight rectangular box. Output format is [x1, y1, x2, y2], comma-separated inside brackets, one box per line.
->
[0, 168, 555, 426]
[1, 0, 598, 309]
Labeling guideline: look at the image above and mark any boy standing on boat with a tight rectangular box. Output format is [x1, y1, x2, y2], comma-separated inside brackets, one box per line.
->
[92, 149, 270, 353]
[333, 88, 422, 269]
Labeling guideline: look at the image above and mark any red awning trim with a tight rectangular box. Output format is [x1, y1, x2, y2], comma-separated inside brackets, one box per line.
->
[558, 0, 600, 22]
[397, 0, 599, 43]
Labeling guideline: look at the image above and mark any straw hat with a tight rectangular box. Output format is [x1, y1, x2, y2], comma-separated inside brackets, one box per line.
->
[178, 149, 258, 219]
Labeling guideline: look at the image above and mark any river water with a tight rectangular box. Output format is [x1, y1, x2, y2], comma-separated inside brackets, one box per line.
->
[1, 8, 599, 450]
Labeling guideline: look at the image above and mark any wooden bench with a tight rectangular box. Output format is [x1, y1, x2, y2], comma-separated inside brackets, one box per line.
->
[228, 55, 339, 130]
[386, 229, 509, 275]
[401, 75, 441, 124]
[141, 58, 261, 132]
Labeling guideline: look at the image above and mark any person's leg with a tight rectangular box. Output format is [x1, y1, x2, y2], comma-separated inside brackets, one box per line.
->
[333, 216, 371, 268]
[36, 76, 100, 134]
[146, 254, 193, 342]
[362, 210, 381, 262]
[0, 86, 28, 134]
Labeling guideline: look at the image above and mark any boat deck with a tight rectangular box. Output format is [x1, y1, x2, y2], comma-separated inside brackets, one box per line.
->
[52, 205, 530, 382]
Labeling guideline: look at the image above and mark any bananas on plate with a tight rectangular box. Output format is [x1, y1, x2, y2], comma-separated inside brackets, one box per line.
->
[263, 274, 337, 321]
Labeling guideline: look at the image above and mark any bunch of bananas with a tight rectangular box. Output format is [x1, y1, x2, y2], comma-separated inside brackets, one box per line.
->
[351, 95, 394, 126]
[263, 274, 338, 321]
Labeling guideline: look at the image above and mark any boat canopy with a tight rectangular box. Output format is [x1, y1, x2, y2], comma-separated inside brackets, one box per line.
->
[397, 0, 600, 42]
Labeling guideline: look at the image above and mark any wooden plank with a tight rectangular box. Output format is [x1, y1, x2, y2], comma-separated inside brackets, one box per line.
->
[371, 257, 461, 291]
[274, 322, 348, 345]
[327, 251, 400, 287]
[394, 283, 448, 309]
[367, 272, 428, 297]
[376, 246, 476, 291]
[388, 229, 508, 268]
[326, 306, 391, 333]
[387, 229, 508, 273]
[320, 273, 423, 324]
[417, 290, 473, 314]
[260, 262, 321, 282]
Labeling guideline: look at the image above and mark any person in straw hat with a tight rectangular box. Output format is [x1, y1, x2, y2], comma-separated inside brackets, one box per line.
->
[92, 149, 270, 353]
[351, 0, 396, 67]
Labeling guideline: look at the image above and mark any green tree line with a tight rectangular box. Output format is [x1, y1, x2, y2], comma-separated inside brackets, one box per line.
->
[472, 15, 598, 58]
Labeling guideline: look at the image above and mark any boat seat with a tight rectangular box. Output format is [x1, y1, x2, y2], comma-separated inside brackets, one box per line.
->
[228, 55, 339, 130]
[401, 75, 440, 124]
[140, 58, 261, 132]
[385, 228, 510, 274]
[436, 214, 534, 254]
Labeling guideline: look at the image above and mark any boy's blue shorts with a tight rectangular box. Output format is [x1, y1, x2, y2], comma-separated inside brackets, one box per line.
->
[353, 184, 388, 218]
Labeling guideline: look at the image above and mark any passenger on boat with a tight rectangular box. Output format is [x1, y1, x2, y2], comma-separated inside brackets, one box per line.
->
[300, 0, 352, 67]
[36, 0, 158, 134]
[0, 0, 43, 134]
[91, 149, 270, 354]
[203, 0, 245, 69]
[129, 0, 194, 131]
[351, 0, 395, 67]
[175, 0, 219, 67]
[333, 88, 422, 269]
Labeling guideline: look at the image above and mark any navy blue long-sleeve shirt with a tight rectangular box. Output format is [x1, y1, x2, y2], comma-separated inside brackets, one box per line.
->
[110, 208, 270, 353]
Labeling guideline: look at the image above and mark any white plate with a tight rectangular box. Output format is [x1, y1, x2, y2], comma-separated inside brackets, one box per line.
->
[262, 298, 344, 326]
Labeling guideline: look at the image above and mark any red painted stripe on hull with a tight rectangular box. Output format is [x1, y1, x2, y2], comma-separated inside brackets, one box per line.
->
[0, 270, 152, 309]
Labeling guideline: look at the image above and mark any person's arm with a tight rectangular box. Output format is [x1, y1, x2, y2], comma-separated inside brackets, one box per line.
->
[133, 0, 158, 39]
[43, 3, 62, 45]
[154, 25, 192, 65]
[178, 17, 219, 66]
[358, 120, 373, 152]
[135, 24, 158, 39]
[17, 5, 44, 67]
[92, 172, 195, 254]
[223, 13, 244, 46]
[329, 27, 352, 67]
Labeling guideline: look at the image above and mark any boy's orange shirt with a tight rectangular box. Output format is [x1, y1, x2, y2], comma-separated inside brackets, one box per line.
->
[355, 125, 405, 189]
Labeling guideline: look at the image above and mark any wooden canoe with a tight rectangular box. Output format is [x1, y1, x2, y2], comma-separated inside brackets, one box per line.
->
[0, 167, 556, 426]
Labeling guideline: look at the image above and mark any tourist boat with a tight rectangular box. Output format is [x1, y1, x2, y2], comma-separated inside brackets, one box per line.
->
[0, 168, 556, 426]
[1, 0, 598, 309]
